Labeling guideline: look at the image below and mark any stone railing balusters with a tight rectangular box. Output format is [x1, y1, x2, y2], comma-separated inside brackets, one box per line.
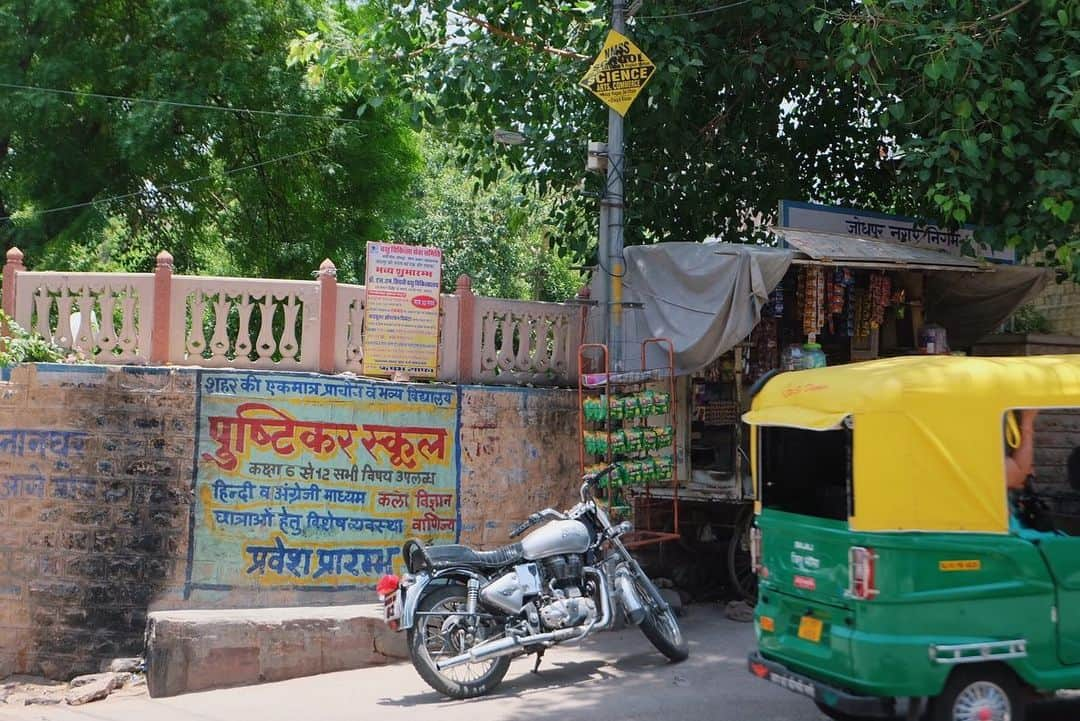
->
[0, 248, 585, 384]
[472, 297, 579, 384]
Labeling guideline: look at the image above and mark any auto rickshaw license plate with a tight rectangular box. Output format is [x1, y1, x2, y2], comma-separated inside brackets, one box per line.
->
[797, 616, 823, 643]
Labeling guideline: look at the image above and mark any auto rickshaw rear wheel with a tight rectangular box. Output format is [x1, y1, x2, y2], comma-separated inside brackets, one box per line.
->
[727, 503, 758, 604]
[927, 666, 1031, 721]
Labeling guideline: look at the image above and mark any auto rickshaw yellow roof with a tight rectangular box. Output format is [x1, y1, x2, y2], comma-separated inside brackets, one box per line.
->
[744, 355, 1080, 534]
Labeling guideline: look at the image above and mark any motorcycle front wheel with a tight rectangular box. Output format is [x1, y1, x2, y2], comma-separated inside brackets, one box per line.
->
[407, 584, 511, 699]
[633, 572, 690, 662]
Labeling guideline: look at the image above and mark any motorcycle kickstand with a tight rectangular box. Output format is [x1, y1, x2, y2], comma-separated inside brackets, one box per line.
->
[532, 649, 545, 674]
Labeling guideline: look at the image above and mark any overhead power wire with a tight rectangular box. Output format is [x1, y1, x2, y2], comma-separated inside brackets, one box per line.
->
[0, 82, 363, 124]
[635, 0, 754, 20]
[0, 145, 328, 222]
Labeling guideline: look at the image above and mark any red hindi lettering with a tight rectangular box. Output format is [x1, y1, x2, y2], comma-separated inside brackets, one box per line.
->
[377, 491, 409, 509]
[236, 403, 298, 455]
[416, 428, 449, 463]
[360, 425, 418, 469]
[202, 415, 246, 471]
[298, 421, 357, 459]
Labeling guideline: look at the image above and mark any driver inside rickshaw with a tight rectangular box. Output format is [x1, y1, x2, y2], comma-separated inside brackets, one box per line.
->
[1005, 409, 1038, 491]
[1004, 410, 1080, 536]
[1004, 409, 1057, 534]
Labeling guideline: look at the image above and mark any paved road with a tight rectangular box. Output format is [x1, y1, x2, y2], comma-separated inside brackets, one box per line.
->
[1, 608, 813, 721]
[3, 607, 1078, 721]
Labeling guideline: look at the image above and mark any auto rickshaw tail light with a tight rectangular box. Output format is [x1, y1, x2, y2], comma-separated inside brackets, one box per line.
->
[848, 546, 879, 600]
[750, 526, 763, 575]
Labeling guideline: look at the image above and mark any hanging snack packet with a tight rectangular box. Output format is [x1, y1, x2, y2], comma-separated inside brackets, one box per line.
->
[646, 456, 662, 483]
[638, 390, 655, 416]
[657, 455, 674, 480]
[582, 396, 602, 422]
[604, 394, 623, 421]
[613, 428, 630, 455]
[648, 390, 665, 414]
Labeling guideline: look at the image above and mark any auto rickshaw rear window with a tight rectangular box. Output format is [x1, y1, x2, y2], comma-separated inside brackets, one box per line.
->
[759, 426, 851, 521]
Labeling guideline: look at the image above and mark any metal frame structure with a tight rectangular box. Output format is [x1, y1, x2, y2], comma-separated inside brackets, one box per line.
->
[577, 339, 681, 550]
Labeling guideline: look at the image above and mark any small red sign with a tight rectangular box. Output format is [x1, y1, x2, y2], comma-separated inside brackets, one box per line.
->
[794, 575, 817, 591]
[412, 295, 437, 309]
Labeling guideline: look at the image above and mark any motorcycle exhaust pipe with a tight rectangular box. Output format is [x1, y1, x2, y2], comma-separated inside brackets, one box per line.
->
[436, 569, 612, 671]
[615, 567, 646, 626]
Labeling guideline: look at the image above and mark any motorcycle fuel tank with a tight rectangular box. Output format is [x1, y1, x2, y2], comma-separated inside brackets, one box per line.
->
[521, 519, 591, 560]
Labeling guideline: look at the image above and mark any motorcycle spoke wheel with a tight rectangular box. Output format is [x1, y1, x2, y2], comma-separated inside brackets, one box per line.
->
[418, 598, 500, 683]
[633, 573, 690, 662]
[408, 585, 511, 699]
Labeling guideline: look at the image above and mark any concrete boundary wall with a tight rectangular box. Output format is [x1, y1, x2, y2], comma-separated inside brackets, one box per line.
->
[0, 363, 579, 680]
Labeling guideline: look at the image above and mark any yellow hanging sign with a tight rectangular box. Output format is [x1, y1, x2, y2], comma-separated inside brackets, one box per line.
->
[579, 29, 656, 117]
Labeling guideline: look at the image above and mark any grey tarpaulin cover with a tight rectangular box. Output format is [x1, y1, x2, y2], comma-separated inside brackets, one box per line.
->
[925, 265, 1053, 349]
[588, 243, 793, 375]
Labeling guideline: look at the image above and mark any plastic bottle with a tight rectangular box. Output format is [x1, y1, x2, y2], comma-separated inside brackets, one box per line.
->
[801, 342, 827, 369]
[781, 343, 804, 371]
[918, 324, 948, 355]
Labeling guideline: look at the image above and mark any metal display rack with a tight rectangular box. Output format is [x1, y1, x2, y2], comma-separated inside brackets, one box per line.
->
[577, 338, 681, 550]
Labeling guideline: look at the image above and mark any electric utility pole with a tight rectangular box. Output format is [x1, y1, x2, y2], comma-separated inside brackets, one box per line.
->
[605, 0, 627, 369]
[580, 0, 654, 370]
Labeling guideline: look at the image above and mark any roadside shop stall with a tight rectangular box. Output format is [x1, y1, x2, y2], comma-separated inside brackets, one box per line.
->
[583, 232, 1050, 602]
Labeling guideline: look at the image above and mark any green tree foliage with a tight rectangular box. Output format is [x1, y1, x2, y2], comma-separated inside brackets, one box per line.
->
[0, 311, 66, 365]
[0, 0, 420, 282]
[820, 0, 1079, 277]
[289, 2, 913, 253]
[294, 1, 1079, 278]
[392, 138, 584, 301]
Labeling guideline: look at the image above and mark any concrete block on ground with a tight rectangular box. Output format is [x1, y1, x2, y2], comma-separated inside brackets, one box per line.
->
[65, 672, 119, 705]
[144, 605, 407, 698]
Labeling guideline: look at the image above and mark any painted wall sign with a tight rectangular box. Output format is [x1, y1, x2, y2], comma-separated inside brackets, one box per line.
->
[579, 29, 656, 117]
[779, 200, 1016, 264]
[363, 242, 443, 379]
[188, 371, 460, 592]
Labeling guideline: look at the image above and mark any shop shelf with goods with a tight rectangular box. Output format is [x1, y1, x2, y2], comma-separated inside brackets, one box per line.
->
[683, 347, 749, 499]
[578, 339, 680, 550]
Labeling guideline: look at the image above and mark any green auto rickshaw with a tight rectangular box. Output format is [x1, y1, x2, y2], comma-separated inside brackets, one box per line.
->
[744, 355, 1080, 721]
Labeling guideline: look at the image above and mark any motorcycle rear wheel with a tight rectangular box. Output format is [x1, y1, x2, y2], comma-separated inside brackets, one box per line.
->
[633, 573, 690, 662]
[407, 584, 511, 699]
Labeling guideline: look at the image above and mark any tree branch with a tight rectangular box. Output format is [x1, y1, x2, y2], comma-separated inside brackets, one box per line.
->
[986, 0, 1032, 23]
[447, 9, 589, 61]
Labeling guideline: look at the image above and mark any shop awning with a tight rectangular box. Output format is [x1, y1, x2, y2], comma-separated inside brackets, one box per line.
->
[741, 407, 849, 431]
[776, 228, 987, 271]
[586, 242, 794, 376]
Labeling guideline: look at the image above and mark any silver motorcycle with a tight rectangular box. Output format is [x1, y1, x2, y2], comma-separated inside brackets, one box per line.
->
[379, 464, 689, 699]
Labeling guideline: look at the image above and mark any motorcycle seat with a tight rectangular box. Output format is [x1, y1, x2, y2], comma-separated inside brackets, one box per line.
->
[404, 540, 524, 573]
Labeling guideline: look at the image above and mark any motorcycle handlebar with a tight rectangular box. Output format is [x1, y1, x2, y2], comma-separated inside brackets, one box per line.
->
[508, 512, 542, 539]
[512, 465, 620, 539]
[582, 463, 618, 489]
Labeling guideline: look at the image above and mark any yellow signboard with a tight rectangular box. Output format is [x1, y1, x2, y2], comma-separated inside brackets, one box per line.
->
[939, 560, 982, 572]
[362, 242, 443, 379]
[579, 30, 656, 117]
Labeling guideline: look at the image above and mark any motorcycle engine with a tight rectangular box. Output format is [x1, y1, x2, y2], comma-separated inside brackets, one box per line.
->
[541, 554, 584, 589]
[539, 591, 596, 629]
[536, 554, 595, 630]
